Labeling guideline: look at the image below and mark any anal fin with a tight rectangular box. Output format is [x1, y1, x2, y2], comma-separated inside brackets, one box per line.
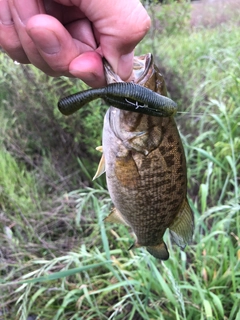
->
[169, 197, 194, 249]
[146, 242, 169, 260]
[129, 241, 169, 260]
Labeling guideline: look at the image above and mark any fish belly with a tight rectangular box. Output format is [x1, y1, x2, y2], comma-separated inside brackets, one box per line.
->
[103, 114, 187, 247]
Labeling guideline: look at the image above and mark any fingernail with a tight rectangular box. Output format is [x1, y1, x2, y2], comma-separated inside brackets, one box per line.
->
[118, 52, 134, 80]
[28, 28, 61, 54]
[0, 7, 13, 26]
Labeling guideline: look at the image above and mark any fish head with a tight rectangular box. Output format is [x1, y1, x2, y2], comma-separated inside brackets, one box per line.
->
[103, 53, 169, 153]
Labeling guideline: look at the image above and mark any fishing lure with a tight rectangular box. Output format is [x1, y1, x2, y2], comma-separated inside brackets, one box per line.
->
[58, 82, 177, 117]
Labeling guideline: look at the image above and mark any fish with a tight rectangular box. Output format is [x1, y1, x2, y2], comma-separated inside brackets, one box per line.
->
[58, 53, 194, 260]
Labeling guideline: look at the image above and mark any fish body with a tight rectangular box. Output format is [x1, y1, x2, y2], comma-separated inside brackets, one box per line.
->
[98, 54, 194, 259]
[58, 53, 194, 260]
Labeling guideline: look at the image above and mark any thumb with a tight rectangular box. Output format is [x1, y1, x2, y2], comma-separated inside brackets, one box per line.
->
[98, 12, 151, 80]
[97, 36, 136, 81]
[79, 0, 151, 80]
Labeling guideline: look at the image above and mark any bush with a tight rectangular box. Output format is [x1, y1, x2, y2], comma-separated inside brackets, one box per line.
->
[0, 55, 107, 192]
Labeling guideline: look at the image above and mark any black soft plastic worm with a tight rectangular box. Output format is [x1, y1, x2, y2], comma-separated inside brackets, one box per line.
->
[58, 82, 177, 117]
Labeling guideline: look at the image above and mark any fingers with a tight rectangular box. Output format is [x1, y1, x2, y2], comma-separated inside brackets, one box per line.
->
[26, 14, 97, 77]
[69, 51, 106, 87]
[26, 15, 106, 85]
[78, 0, 151, 81]
[0, 0, 151, 87]
[0, 0, 105, 83]
[6, 0, 81, 76]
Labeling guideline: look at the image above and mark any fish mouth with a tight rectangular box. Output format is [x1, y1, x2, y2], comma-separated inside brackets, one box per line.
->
[103, 53, 153, 85]
[132, 53, 153, 85]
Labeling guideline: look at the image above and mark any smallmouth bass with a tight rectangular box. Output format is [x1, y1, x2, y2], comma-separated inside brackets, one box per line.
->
[58, 53, 194, 260]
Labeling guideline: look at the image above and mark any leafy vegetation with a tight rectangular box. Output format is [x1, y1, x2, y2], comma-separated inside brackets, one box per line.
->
[0, 1, 239, 319]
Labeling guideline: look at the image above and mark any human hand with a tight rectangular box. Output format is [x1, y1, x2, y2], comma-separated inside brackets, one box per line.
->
[0, 0, 151, 87]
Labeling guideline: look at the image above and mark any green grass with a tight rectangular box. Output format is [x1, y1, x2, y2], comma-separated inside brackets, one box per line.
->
[2, 188, 239, 319]
[0, 4, 240, 320]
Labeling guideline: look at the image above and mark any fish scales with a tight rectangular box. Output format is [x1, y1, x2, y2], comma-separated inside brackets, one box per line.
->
[104, 111, 186, 247]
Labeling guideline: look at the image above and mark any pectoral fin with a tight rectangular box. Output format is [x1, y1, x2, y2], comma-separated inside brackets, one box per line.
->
[93, 146, 105, 180]
[169, 198, 194, 249]
[104, 207, 129, 226]
[96, 146, 103, 152]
